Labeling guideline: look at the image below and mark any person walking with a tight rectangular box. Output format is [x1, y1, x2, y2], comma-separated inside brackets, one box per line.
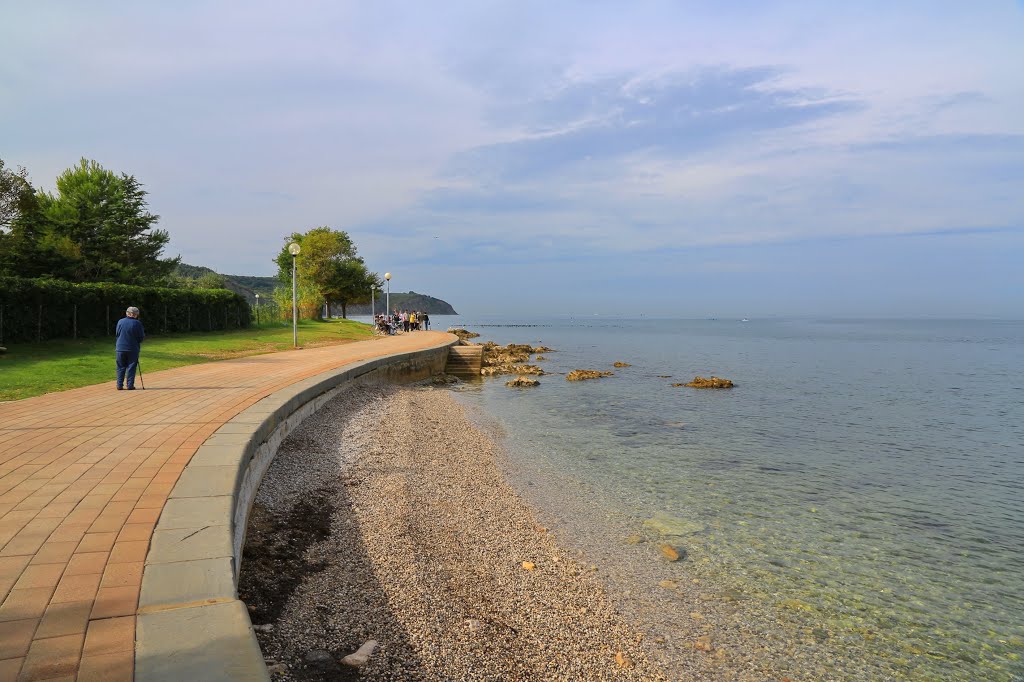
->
[115, 306, 146, 390]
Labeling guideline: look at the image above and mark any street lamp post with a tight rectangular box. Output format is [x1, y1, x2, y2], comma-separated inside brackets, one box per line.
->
[255, 293, 260, 327]
[371, 286, 375, 320]
[289, 242, 301, 347]
[385, 272, 391, 319]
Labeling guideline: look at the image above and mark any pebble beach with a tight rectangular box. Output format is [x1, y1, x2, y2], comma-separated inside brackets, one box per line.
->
[238, 376, 919, 681]
[240, 381, 684, 680]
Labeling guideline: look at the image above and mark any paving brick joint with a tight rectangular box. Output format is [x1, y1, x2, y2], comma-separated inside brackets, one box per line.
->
[0, 331, 455, 681]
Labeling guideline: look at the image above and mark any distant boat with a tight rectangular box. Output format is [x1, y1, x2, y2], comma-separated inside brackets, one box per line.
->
[741, 318, 750, 322]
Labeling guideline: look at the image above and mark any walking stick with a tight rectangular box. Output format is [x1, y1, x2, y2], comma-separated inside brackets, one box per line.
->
[137, 359, 145, 390]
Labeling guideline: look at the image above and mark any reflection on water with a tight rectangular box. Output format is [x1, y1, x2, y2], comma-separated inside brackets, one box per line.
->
[447, 317, 1024, 681]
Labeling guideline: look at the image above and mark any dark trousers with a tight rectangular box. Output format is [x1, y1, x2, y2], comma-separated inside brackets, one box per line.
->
[116, 351, 140, 388]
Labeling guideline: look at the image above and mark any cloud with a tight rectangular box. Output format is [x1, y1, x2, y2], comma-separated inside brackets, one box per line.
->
[447, 66, 861, 182]
[2, 2, 1022, 315]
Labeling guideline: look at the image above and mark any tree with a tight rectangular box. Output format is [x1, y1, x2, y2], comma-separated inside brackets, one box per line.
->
[0, 158, 35, 231]
[275, 226, 380, 319]
[329, 258, 382, 319]
[0, 159, 77, 279]
[33, 159, 179, 284]
[190, 271, 226, 289]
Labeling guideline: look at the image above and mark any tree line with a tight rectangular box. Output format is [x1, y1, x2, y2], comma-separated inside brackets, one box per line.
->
[1, 156, 381, 329]
[0, 158, 177, 284]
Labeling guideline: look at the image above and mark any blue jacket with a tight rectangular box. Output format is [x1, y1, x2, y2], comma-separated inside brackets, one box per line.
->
[115, 317, 145, 353]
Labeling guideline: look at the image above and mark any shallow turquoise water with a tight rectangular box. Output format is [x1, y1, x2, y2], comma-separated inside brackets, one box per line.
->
[426, 316, 1024, 680]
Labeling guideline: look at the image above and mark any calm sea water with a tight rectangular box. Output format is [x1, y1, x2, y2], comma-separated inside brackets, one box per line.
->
[422, 316, 1023, 680]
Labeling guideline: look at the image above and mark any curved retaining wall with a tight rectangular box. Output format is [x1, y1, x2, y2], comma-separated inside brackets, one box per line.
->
[133, 336, 457, 680]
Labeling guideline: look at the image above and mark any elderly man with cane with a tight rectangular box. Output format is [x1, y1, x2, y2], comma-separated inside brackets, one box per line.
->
[115, 306, 146, 390]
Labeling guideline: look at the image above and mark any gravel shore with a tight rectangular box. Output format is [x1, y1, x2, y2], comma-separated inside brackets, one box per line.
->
[239, 382, 669, 680]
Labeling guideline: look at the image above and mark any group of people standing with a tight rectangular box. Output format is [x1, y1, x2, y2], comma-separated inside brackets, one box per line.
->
[375, 310, 430, 335]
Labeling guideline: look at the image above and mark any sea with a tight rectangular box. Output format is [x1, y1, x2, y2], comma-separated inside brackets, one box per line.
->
[366, 316, 1024, 680]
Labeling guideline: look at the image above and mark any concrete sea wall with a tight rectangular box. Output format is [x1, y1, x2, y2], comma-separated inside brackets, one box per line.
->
[133, 337, 456, 680]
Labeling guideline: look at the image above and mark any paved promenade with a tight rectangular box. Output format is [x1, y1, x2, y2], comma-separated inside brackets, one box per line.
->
[0, 331, 451, 681]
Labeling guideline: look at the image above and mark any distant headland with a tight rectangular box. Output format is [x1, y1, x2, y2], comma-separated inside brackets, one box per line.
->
[175, 263, 457, 314]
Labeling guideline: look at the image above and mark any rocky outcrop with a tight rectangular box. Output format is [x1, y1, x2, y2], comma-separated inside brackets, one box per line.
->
[486, 349, 531, 366]
[566, 370, 613, 381]
[480, 342, 554, 377]
[505, 376, 540, 387]
[613, 362, 631, 367]
[448, 328, 480, 341]
[481, 364, 544, 377]
[682, 376, 734, 388]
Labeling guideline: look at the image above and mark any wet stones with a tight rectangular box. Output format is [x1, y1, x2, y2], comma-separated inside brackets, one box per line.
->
[659, 543, 683, 562]
[642, 512, 704, 537]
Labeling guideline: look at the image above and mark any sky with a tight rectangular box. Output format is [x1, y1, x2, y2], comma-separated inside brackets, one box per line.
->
[2, 1, 1022, 317]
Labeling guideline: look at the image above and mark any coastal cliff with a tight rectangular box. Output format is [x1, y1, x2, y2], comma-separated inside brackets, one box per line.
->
[347, 291, 457, 315]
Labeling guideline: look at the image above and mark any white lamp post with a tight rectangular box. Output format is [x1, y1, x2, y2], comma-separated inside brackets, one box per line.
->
[289, 242, 301, 347]
[254, 293, 260, 326]
[384, 272, 391, 317]
[371, 285, 375, 320]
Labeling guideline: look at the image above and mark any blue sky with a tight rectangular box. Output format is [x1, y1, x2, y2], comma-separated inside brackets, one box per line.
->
[2, 1, 1022, 316]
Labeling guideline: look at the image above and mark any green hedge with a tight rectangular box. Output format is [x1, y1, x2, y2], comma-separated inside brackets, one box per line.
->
[0, 276, 251, 344]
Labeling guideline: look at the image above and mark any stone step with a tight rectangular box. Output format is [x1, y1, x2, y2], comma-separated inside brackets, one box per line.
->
[445, 345, 482, 375]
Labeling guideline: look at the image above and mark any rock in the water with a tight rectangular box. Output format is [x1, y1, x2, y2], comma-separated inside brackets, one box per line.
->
[482, 363, 544, 377]
[448, 328, 480, 340]
[341, 640, 378, 668]
[532, 345, 553, 353]
[431, 373, 460, 385]
[613, 361, 632, 367]
[534, 355, 547, 361]
[780, 598, 814, 612]
[659, 543, 682, 561]
[506, 376, 540, 387]
[566, 369, 614, 381]
[624, 534, 644, 545]
[642, 512, 704, 537]
[683, 375, 734, 388]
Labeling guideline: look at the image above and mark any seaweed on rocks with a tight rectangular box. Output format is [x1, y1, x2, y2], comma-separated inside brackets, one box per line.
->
[239, 489, 335, 624]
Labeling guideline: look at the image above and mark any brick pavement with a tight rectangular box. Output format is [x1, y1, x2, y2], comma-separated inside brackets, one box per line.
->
[0, 331, 450, 681]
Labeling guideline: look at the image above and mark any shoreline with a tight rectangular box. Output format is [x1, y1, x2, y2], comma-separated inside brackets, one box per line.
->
[240, 382, 668, 680]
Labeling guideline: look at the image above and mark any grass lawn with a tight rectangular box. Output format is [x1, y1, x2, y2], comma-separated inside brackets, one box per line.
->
[0, 318, 376, 401]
